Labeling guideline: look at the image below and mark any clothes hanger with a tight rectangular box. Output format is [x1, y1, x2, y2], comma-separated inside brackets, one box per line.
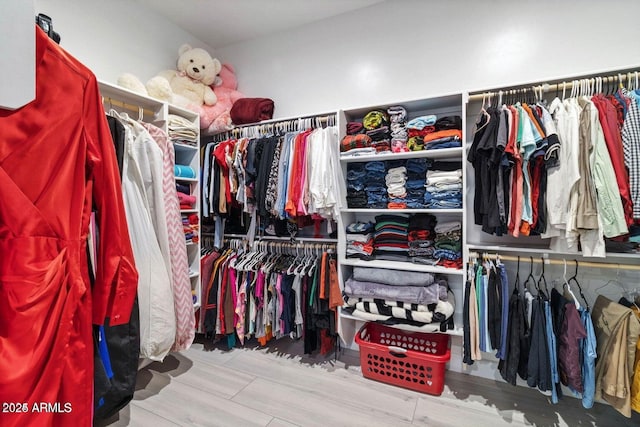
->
[567, 260, 589, 311]
[562, 259, 581, 310]
[514, 256, 521, 293]
[537, 257, 548, 298]
[523, 256, 536, 294]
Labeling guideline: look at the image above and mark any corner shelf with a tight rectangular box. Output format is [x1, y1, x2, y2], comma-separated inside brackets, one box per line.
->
[340, 146, 463, 163]
[339, 258, 464, 276]
[341, 208, 462, 214]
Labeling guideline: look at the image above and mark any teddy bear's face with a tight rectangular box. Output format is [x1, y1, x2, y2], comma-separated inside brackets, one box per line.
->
[177, 47, 220, 86]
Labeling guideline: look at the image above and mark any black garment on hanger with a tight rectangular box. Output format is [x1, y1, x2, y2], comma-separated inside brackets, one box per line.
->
[462, 279, 473, 365]
[526, 298, 551, 391]
[499, 289, 525, 385]
[487, 266, 502, 350]
[94, 117, 141, 420]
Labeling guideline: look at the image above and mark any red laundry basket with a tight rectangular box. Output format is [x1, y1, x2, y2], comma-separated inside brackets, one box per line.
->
[355, 322, 451, 395]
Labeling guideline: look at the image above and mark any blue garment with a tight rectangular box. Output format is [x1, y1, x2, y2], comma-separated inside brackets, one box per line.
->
[482, 271, 491, 351]
[425, 139, 462, 150]
[429, 190, 462, 201]
[347, 168, 366, 180]
[365, 161, 386, 173]
[580, 308, 597, 409]
[426, 199, 463, 209]
[406, 179, 426, 190]
[496, 264, 510, 360]
[276, 133, 295, 218]
[407, 115, 437, 129]
[405, 158, 429, 175]
[544, 301, 559, 404]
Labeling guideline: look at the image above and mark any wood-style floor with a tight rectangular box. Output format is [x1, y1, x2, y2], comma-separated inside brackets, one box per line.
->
[97, 336, 640, 427]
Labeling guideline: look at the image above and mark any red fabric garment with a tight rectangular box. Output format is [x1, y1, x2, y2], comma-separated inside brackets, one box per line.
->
[507, 106, 523, 237]
[529, 155, 545, 230]
[0, 27, 138, 427]
[592, 95, 634, 227]
[213, 140, 235, 205]
[229, 98, 275, 125]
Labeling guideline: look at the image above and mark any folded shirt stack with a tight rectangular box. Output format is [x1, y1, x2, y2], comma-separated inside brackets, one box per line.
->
[363, 110, 391, 153]
[178, 192, 196, 210]
[168, 114, 198, 144]
[407, 213, 437, 265]
[423, 129, 462, 150]
[346, 163, 368, 208]
[387, 105, 409, 153]
[433, 221, 462, 269]
[406, 115, 437, 151]
[183, 213, 200, 244]
[424, 167, 463, 209]
[386, 166, 407, 208]
[373, 214, 410, 261]
[346, 221, 375, 260]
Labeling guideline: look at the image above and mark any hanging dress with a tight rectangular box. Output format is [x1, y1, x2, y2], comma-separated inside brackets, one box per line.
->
[0, 27, 138, 427]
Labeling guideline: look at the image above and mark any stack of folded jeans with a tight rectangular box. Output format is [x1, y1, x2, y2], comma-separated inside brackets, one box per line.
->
[386, 165, 407, 209]
[364, 161, 388, 208]
[407, 213, 437, 265]
[346, 221, 375, 260]
[424, 167, 463, 209]
[407, 115, 437, 151]
[373, 214, 410, 261]
[433, 221, 462, 269]
[346, 163, 368, 208]
[387, 106, 408, 153]
[405, 158, 430, 208]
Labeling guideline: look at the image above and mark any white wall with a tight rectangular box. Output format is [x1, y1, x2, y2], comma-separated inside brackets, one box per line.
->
[35, 0, 215, 84]
[217, 0, 640, 118]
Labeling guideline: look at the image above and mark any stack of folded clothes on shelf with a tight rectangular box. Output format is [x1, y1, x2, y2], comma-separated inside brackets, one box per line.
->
[433, 221, 462, 269]
[365, 161, 388, 208]
[406, 115, 437, 151]
[346, 163, 368, 208]
[340, 128, 374, 157]
[407, 213, 438, 265]
[424, 161, 463, 209]
[423, 115, 463, 150]
[168, 114, 198, 146]
[363, 110, 391, 153]
[345, 221, 375, 260]
[183, 213, 200, 244]
[405, 158, 430, 208]
[385, 161, 407, 209]
[178, 192, 196, 210]
[343, 267, 455, 332]
[373, 214, 409, 261]
[387, 106, 408, 153]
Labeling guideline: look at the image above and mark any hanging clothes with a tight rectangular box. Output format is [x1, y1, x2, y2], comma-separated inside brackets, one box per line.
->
[0, 27, 138, 427]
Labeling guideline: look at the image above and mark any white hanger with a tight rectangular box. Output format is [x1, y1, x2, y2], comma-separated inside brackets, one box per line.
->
[562, 259, 580, 309]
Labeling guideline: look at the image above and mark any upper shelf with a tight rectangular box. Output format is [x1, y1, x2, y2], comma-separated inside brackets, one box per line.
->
[340, 257, 464, 276]
[466, 243, 640, 261]
[340, 147, 463, 163]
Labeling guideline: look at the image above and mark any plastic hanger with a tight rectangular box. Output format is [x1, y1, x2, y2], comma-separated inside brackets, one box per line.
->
[562, 259, 581, 310]
[537, 257, 548, 298]
[523, 256, 536, 293]
[514, 256, 521, 293]
[567, 260, 589, 311]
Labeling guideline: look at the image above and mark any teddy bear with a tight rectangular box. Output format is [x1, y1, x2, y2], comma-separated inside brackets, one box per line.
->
[118, 44, 221, 109]
[197, 63, 245, 133]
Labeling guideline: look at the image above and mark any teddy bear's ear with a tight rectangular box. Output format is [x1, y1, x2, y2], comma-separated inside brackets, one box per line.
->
[179, 44, 192, 56]
[212, 58, 222, 75]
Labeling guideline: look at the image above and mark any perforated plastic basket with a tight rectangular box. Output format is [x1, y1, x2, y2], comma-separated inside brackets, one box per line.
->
[355, 322, 450, 395]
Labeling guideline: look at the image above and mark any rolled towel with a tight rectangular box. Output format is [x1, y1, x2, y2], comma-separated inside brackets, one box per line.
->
[174, 164, 196, 179]
[347, 121, 365, 135]
[230, 98, 275, 125]
[407, 115, 437, 130]
[178, 192, 196, 206]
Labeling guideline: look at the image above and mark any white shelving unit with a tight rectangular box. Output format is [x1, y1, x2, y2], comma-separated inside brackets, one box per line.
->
[336, 93, 467, 353]
[97, 80, 202, 317]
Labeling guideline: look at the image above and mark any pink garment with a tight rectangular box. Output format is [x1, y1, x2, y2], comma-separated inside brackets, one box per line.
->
[177, 192, 196, 207]
[143, 123, 194, 351]
[297, 132, 309, 215]
[235, 272, 247, 345]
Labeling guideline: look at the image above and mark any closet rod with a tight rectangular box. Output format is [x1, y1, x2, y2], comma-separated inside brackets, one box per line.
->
[102, 97, 155, 117]
[467, 69, 640, 102]
[468, 252, 640, 271]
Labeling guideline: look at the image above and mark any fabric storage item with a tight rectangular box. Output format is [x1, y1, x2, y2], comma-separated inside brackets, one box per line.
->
[174, 164, 196, 178]
[355, 323, 451, 395]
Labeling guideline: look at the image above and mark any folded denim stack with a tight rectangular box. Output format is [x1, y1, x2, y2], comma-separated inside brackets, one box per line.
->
[424, 167, 463, 209]
[386, 166, 407, 209]
[373, 214, 410, 261]
[407, 213, 438, 265]
[433, 221, 462, 269]
[406, 115, 437, 151]
[363, 110, 391, 153]
[405, 158, 430, 208]
[346, 163, 368, 208]
[364, 161, 388, 208]
[346, 221, 375, 260]
[387, 106, 408, 153]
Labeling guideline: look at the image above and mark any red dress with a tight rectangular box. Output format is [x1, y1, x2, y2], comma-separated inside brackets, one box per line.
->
[0, 28, 138, 426]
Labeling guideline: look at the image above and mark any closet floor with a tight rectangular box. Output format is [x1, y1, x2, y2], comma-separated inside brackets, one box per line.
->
[96, 337, 639, 427]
